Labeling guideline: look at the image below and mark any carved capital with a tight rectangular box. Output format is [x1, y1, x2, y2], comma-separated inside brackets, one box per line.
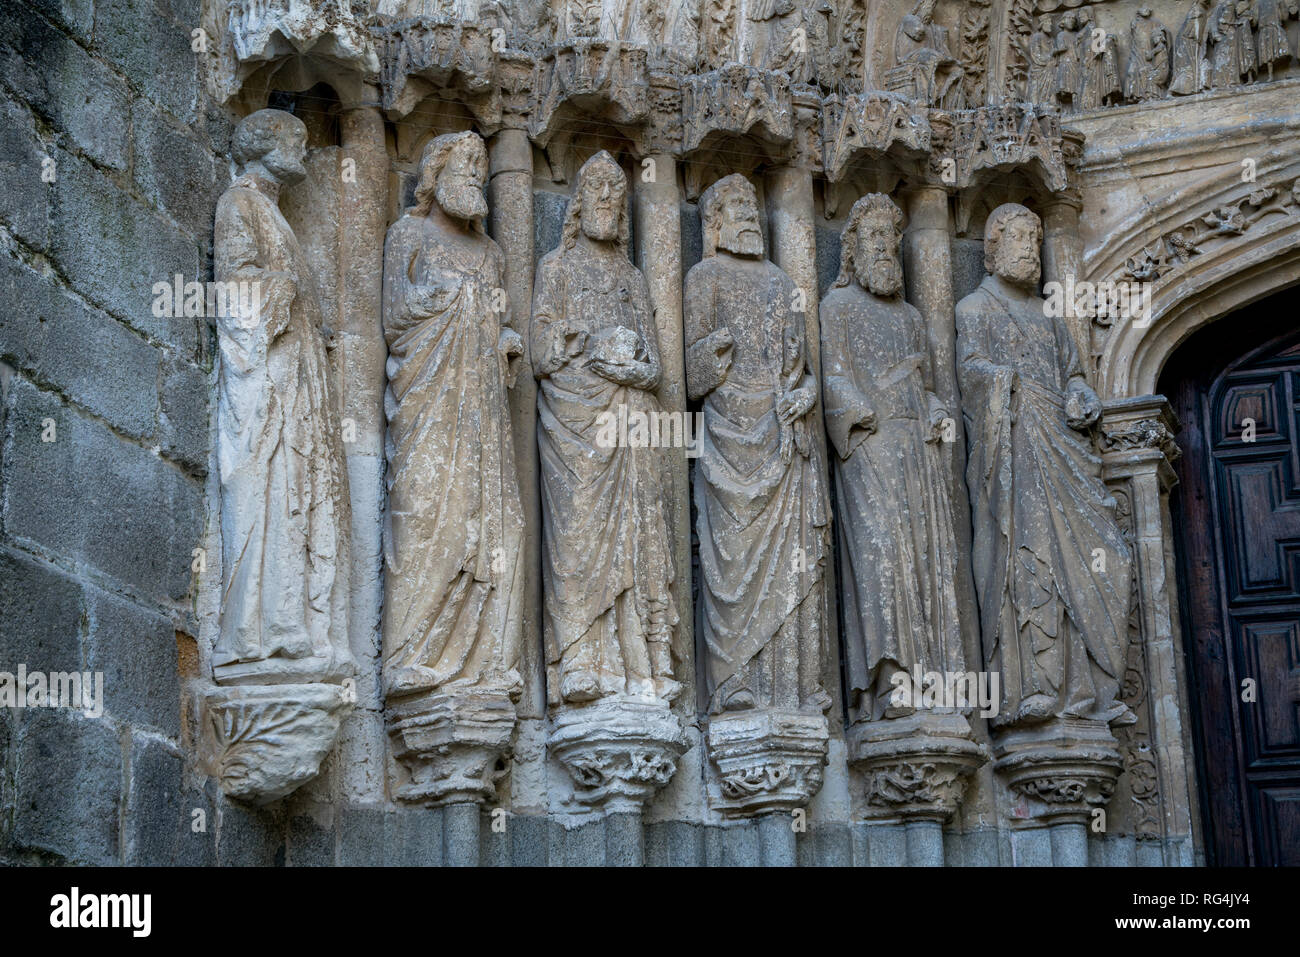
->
[531, 40, 650, 145]
[706, 710, 829, 816]
[994, 718, 1123, 825]
[1099, 396, 1182, 478]
[680, 65, 794, 158]
[821, 92, 930, 183]
[205, 684, 352, 805]
[848, 711, 987, 822]
[386, 689, 517, 807]
[549, 698, 687, 813]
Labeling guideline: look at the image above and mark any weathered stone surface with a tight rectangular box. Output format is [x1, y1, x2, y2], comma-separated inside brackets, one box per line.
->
[125, 735, 183, 865]
[0, 547, 84, 674]
[0, 92, 50, 251]
[86, 585, 181, 736]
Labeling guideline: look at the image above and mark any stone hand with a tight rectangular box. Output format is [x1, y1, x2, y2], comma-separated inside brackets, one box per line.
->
[1066, 382, 1102, 430]
[589, 356, 655, 389]
[499, 326, 524, 359]
[778, 385, 816, 423]
[927, 404, 950, 444]
[708, 327, 734, 379]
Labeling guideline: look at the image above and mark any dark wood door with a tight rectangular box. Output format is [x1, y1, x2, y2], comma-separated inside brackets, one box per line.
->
[1166, 301, 1300, 866]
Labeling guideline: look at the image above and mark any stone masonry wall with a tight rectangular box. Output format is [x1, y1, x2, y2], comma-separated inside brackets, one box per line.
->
[0, 0, 226, 865]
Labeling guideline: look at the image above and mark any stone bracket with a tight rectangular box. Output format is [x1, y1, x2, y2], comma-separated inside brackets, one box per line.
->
[848, 711, 987, 822]
[706, 709, 829, 816]
[994, 717, 1124, 826]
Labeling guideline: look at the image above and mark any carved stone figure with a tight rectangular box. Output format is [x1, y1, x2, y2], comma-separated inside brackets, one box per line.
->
[1256, 0, 1293, 78]
[821, 193, 963, 723]
[534, 150, 685, 808]
[1075, 7, 1122, 110]
[532, 150, 678, 707]
[1024, 15, 1057, 105]
[956, 204, 1134, 731]
[1125, 7, 1171, 102]
[1052, 12, 1082, 108]
[380, 131, 527, 804]
[892, 0, 965, 108]
[209, 108, 354, 802]
[685, 174, 830, 813]
[1209, 0, 1259, 86]
[1171, 0, 1214, 93]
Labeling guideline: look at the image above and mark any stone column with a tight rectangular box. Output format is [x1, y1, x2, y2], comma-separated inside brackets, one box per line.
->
[335, 101, 389, 804]
[632, 151, 692, 713]
[1098, 395, 1198, 865]
[488, 126, 544, 722]
[1041, 192, 1090, 381]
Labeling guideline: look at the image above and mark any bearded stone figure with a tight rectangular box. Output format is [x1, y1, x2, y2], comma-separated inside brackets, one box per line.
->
[381, 131, 525, 701]
[686, 173, 831, 721]
[532, 150, 679, 708]
[821, 194, 964, 725]
[956, 204, 1134, 731]
[208, 108, 353, 803]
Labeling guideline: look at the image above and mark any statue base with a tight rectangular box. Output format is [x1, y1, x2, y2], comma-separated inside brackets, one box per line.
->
[848, 711, 987, 822]
[705, 709, 829, 816]
[993, 717, 1123, 825]
[386, 689, 518, 806]
[205, 683, 352, 805]
[549, 697, 688, 813]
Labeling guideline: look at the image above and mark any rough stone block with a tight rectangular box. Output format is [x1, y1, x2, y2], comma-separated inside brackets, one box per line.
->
[0, 6, 129, 170]
[85, 589, 182, 737]
[175, 784, 216, 865]
[0, 545, 84, 673]
[0, 92, 50, 251]
[157, 352, 209, 474]
[23, 0, 95, 41]
[126, 735, 182, 865]
[338, 806, 385, 866]
[2, 379, 203, 604]
[559, 818, 605, 866]
[0, 255, 160, 439]
[384, 807, 443, 866]
[288, 813, 335, 866]
[92, 0, 198, 121]
[12, 708, 121, 864]
[508, 813, 549, 867]
[217, 800, 284, 866]
[50, 147, 200, 354]
[132, 98, 225, 237]
[720, 820, 760, 866]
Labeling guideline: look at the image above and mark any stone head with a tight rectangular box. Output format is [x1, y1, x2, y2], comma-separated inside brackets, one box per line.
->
[563, 151, 630, 250]
[836, 193, 905, 298]
[700, 174, 763, 258]
[1059, 11, 1077, 30]
[414, 131, 489, 224]
[232, 109, 308, 186]
[1037, 15, 1053, 33]
[984, 203, 1043, 289]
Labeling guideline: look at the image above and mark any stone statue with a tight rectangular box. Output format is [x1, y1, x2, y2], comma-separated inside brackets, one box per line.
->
[1052, 11, 1082, 109]
[379, 131, 528, 804]
[893, 0, 965, 108]
[1171, 0, 1214, 94]
[1075, 6, 1122, 110]
[1256, 0, 1292, 79]
[1124, 7, 1171, 102]
[1209, 0, 1259, 87]
[956, 204, 1135, 730]
[821, 194, 964, 724]
[531, 150, 679, 708]
[1024, 15, 1057, 105]
[685, 174, 831, 717]
[209, 108, 353, 802]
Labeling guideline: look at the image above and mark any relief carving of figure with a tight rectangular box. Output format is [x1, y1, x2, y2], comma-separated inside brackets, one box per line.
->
[1075, 6, 1122, 110]
[685, 174, 831, 716]
[1256, 0, 1293, 79]
[821, 195, 964, 723]
[1209, 0, 1259, 86]
[1171, 0, 1215, 93]
[380, 131, 526, 703]
[1124, 7, 1171, 102]
[1052, 12, 1082, 109]
[956, 204, 1135, 730]
[892, 0, 966, 108]
[1023, 15, 1057, 105]
[213, 109, 351, 685]
[532, 151, 679, 706]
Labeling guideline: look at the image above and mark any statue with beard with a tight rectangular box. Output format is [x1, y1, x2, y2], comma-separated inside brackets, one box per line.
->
[821, 194, 964, 723]
[956, 204, 1134, 730]
[685, 174, 831, 719]
[532, 151, 679, 707]
[213, 108, 352, 685]
[380, 131, 527, 707]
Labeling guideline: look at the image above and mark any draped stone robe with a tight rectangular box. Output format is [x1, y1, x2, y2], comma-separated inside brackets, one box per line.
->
[1171, 2, 1213, 94]
[531, 245, 678, 705]
[213, 173, 351, 682]
[956, 279, 1132, 726]
[685, 255, 830, 715]
[381, 214, 526, 700]
[821, 283, 962, 722]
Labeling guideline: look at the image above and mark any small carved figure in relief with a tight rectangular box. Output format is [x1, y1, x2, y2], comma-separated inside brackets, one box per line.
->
[685, 174, 831, 716]
[1256, 0, 1293, 78]
[1171, 0, 1215, 93]
[1209, 0, 1259, 86]
[1074, 6, 1122, 110]
[1023, 14, 1057, 105]
[821, 195, 965, 723]
[956, 204, 1135, 730]
[532, 151, 680, 706]
[892, 0, 966, 108]
[1124, 7, 1171, 101]
[213, 109, 351, 684]
[380, 131, 527, 702]
[1052, 11, 1082, 109]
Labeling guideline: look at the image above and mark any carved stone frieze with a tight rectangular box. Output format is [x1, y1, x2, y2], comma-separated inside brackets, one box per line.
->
[821, 92, 931, 182]
[850, 712, 988, 822]
[707, 710, 829, 816]
[679, 64, 794, 156]
[373, 17, 500, 118]
[530, 40, 650, 144]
